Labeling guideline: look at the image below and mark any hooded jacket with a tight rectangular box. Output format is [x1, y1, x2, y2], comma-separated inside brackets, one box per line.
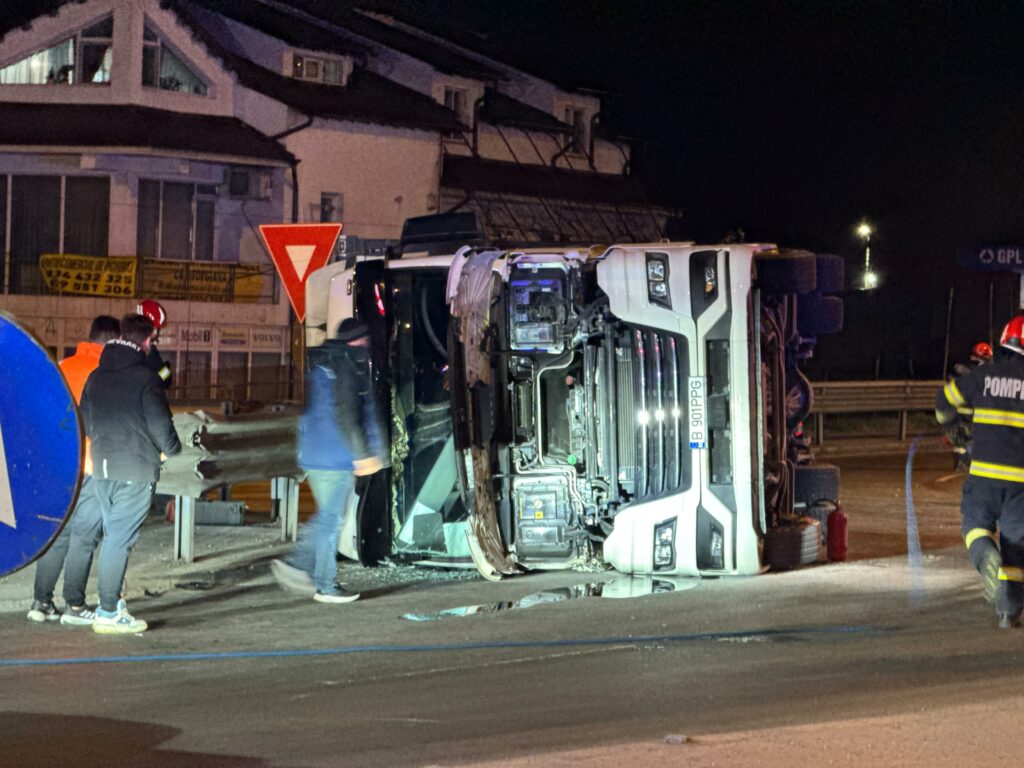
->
[80, 339, 181, 483]
[298, 339, 385, 471]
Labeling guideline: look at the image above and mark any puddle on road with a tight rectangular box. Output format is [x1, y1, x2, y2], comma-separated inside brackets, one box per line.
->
[401, 575, 699, 621]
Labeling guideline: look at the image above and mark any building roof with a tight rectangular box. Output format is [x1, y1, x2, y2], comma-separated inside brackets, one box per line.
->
[441, 155, 663, 208]
[167, 0, 465, 132]
[479, 89, 572, 134]
[184, 0, 370, 59]
[0, 102, 294, 163]
[288, 2, 506, 82]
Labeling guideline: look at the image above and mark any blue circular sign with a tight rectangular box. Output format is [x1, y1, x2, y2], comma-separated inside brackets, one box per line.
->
[0, 313, 82, 577]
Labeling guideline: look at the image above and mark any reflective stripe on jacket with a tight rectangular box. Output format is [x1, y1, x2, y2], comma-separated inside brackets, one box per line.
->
[937, 352, 1024, 483]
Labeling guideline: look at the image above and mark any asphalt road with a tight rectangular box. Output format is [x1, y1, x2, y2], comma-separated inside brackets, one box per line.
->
[2, 447, 1009, 768]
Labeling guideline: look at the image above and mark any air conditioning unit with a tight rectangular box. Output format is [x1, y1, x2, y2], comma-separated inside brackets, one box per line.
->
[226, 168, 272, 200]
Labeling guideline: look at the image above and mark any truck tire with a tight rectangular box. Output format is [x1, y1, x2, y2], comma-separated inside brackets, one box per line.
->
[764, 518, 822, 570]
[794, 464, 840, 507]
[814, 253, 845, 294]
[797, 295, 843, 335]
[755, 249, 817, 295]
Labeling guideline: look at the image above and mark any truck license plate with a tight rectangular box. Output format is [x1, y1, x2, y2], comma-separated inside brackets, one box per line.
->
[688, 376, 707, 449]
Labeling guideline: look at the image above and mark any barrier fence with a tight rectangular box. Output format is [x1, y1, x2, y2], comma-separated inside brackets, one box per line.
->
[810, 380, 943, 443]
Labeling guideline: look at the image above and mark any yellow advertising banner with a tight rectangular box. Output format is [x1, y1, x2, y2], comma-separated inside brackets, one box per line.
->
[39, 254, 137, 297]
[141, 260, 265, 303]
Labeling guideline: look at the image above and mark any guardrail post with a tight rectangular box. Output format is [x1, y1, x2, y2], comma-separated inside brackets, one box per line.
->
[273, 476, 299, 542]
[173, 495, 195, 563]
[899, 410, 909, 441]
[269, 477, 281, 522]
[815, 413, 824, 445]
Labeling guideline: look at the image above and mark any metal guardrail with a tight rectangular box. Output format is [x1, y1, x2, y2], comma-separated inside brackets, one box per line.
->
[157, 407, 302, 562]
[810, 380, 943, 443]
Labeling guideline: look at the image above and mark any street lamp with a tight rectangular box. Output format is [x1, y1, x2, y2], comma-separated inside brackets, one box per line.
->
[856, 221, 877, 290]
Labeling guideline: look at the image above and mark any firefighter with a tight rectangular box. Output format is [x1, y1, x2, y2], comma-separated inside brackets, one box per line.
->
[936, 318, 1024, 627]
[136, 299, 172, 389]
[954, 341, 994, 376]
[948, 342, 995, 469]
[972, 341, 994, 365]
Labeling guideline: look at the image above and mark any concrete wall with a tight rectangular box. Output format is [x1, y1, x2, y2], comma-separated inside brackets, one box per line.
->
[283, 123, 443, 239]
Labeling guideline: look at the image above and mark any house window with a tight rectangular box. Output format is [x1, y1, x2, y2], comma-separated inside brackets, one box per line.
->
[320, 192, 343, 223]
[291, 53, 347, 85]
[137, 180, 217, 262]
[444, 87, 468, 125]
[564, 107, 587, 155]
[0, 15, 113, 85]
[142, 22, 207, 95]
[4, 175, 110, 293]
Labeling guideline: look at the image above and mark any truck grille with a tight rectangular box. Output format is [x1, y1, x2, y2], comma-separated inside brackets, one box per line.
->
[615, 327, 690, 500]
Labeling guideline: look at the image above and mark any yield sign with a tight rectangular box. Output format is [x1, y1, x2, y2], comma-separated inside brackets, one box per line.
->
[259, 223, 343, 321]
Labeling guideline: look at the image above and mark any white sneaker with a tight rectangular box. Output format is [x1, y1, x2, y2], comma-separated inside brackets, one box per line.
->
[26, 600, 61, 622]
[271, 559, 315, 596]
[93, 599, 147, 635]
[60, 605, 97, 626]
[313, 585, 360, 604]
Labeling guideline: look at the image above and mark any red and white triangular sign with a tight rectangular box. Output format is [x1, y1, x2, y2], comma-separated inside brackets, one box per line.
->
[258, 223, 343, 321]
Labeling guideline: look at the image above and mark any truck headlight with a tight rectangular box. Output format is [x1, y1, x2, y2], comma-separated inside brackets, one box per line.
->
[653, 518, 677, 571]
[646, 252, 671, 308]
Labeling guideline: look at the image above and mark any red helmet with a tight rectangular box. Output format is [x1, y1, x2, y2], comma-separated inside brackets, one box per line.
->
[1000, 316, 1024, 351]
[136, 299, 167, 329]
[971, 342, 993, 362]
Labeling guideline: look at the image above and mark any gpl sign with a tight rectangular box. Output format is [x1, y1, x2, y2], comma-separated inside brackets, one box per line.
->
[957, 245, 1024, 272]
[0, 313, 82, 577]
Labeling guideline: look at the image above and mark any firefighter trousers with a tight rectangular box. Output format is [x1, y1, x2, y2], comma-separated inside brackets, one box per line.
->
[961, 476, 1024, 619]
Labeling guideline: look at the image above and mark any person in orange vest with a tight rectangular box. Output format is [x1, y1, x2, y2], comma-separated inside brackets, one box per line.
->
[27, 315, 120, 625]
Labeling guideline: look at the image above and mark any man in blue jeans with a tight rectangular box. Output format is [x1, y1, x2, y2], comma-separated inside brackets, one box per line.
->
[27, 315, 120, 625]
[272, 318, 386, 603]
[80, 313, 181, 633]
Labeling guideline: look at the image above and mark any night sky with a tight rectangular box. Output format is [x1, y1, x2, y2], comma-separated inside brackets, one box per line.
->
[8, 0, 1024, 376]
[377, 0, 1024, 377]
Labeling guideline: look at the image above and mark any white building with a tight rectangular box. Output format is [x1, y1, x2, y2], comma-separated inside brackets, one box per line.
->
[0, 0, 673, 401]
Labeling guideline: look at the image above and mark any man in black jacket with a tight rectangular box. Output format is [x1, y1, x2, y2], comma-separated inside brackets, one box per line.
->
[81, 313, 181, 634]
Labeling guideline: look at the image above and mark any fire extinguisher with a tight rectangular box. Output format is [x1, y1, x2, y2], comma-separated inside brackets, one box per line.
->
[826, 504, 848, 562]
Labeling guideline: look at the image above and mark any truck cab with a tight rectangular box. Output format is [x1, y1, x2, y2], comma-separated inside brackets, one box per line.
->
[446, 243, 842, 578]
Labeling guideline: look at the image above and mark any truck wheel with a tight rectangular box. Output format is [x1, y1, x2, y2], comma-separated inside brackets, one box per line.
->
[797, 295, 843, 335]
[814, 253, 845, 294]
[755, 249, 817, 295]
[794, 464, 840, 507]
[764, 518, 822, 570]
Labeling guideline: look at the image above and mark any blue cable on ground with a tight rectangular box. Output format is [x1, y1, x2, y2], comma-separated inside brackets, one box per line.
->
[904, 439, 926, 607]
[0, 624, 887, 668]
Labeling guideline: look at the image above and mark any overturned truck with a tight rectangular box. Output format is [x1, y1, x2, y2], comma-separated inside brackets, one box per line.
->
[306, 234, 843, 578]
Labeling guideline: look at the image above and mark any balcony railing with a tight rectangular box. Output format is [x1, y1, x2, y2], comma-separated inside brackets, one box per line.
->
[10, 254, 278, 303]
